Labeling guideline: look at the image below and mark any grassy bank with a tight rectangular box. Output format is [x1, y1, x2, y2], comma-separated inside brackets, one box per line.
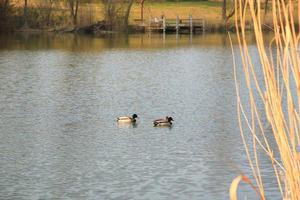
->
[9, 0, 224, 28]
[3, 0, 293, 32]
[130, 1, 222, 23]
[75, 1, 274, 28]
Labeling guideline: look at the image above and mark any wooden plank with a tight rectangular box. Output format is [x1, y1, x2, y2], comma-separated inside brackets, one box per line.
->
[145, 17, 206, 33]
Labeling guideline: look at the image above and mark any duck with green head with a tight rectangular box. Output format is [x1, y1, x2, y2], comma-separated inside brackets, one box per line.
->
[117, 114, 138, 123]
[153, 116, 174, 127]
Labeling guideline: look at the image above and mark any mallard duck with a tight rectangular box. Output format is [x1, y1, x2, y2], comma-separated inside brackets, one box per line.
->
[153, 116, 169, 123]
[117, 114, 138, 123]
[153, 116, 174, 127]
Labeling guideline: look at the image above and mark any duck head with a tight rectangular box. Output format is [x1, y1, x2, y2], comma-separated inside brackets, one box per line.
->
[168, 117, 174, 122]
[132, 114, 138, 119]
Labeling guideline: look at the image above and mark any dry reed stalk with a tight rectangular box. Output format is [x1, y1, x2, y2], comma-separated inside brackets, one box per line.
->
[230, 0, 300, 198]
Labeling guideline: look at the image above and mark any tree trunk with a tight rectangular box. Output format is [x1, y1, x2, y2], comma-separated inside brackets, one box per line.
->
[23, 0, 28, 28]
[222, 0, 236, 29]
[225, 6, 235, 26]
[124, 0, 134, 30]
[69, 0, 74, 23]
[68, 0, 79, 26]
[140, 0, 145, 21]
[46, 0, 53, 26]
[102, 0, 134, 31]
[74, 0, 79, 25]
[222, 0, 226, 23]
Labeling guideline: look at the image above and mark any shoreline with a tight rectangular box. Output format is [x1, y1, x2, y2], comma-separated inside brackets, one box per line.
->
[10, 23, 248, 35]
[9, 20, 279, 35]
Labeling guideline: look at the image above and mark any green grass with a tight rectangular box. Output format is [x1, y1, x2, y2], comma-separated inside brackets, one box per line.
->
[134, 1, 223, 23]
[12, 0, 275, 28]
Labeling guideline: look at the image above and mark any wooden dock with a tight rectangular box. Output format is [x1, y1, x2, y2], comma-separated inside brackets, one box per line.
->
[145, 15, 205, 34]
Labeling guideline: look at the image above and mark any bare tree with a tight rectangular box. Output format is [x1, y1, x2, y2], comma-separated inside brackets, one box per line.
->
[37, 0, 56, 27]
[140, 0, 145, 21]
[222, 0, 226, 22]
[103, 0, 116, 29]
[67, 0, 79, 25]
[46, 0, 54, 26]
[222, 0, 240, 28]
[23, 0, 28, 28]
[124, 0, 134, 28]
[102, 0, 134, 31]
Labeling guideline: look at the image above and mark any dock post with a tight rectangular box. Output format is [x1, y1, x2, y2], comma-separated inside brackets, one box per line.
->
[176, 15, 179, 34]
[189, 14, 193, 34]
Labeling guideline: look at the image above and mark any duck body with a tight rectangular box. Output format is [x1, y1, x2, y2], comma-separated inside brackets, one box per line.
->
[153, 116, 169, 123]
[117, 114, 138, 123]
[153, 116, 173, 127]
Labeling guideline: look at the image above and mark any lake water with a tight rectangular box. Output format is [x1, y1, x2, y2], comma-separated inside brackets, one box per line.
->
[0, 33, 279, 199]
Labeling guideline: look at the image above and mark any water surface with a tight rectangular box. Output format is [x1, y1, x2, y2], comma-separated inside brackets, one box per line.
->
[0, 33, 278, 199]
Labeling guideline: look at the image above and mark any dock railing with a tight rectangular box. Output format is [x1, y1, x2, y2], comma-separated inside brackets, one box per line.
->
[145, 15, 205, 34]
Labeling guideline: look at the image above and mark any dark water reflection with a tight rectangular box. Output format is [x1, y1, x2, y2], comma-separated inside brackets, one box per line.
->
[0, 33, 278, 199]
[0, 32, 259, 51]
